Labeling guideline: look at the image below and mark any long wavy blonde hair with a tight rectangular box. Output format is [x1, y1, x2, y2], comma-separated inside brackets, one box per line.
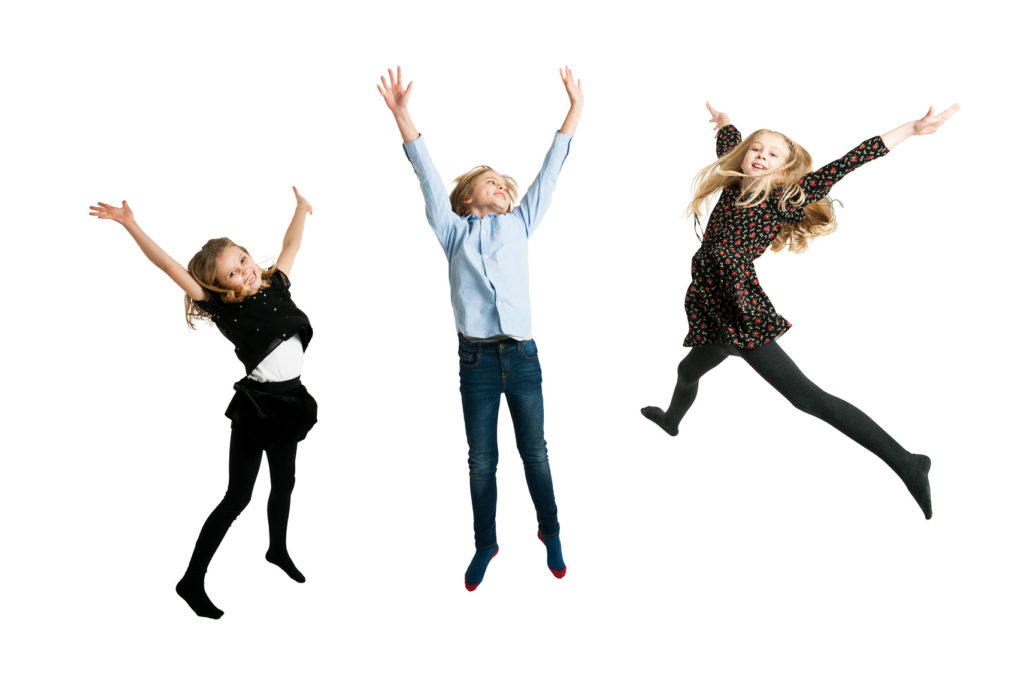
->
[688, 130, 837, 253]
[184, 237, 276, 329]
[449, 165, 519, 217]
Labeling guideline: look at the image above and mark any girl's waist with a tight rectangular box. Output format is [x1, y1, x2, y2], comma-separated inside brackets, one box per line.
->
[235, 376, 304, 394]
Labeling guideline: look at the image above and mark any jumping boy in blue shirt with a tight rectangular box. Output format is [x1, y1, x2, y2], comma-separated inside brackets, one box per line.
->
[378, 65, 583, 591]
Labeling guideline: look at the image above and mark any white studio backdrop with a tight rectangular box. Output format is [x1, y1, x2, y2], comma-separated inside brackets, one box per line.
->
[3, 0, 1021, 681]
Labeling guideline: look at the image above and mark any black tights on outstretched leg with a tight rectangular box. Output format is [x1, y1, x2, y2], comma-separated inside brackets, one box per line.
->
[642, 341, 932, 518]
[177, 428, 302, 618]
[741, 342, 931, 519]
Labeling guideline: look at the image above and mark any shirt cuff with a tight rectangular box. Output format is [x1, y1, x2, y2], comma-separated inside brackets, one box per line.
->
[402, 133, 426, 163]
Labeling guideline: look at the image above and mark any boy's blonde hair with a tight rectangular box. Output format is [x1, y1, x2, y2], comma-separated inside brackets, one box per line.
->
[184, 237, 276, 329]
[449, 166, 519, 217]
[688, 129, 837, 253]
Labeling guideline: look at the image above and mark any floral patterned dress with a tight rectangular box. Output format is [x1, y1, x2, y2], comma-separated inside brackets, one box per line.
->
[683, 124, 888, 350]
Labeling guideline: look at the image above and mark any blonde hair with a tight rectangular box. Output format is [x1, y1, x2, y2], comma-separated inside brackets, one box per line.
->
[184, 237, 277, 329]
[688, 129, 838, 253]
[449, 166, 519, 217]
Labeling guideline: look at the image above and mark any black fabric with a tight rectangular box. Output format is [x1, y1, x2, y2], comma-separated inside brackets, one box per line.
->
[197, 270, 313, 375]
[685, 125, 889, 350]
[665, 342, 910, 462]
[225, 377, 318, 448]
[182, 427, 299, 579]
[658, 341, 931, 517]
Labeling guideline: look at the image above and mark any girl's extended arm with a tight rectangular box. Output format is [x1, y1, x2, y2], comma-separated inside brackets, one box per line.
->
[788, 103, 960, 208]
[707, 102, 740, 157]
[706, 101, 730, 135]
[880, 104, 959, 150]
[558, 66, 583, 137]
[378, 66, 419, 143]
[276, 187, 312, 277]
[89, 201, 208, 301]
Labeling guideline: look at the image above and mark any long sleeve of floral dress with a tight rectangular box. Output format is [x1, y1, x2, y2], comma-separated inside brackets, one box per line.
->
[683, 125, 888, 350]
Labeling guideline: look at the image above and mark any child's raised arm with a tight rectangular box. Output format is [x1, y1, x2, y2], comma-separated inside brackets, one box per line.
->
[382, 66, 461, 250]
[89, 200, 208, 301]
[880, 104, 959, 150]
[706, 101, 741, 158]
[706, 101, 730, 135]
[275, 186, 312, 277]
[558, 66, 583, 137]
[378, 66, 419, 143]
[512, 68, 583, 234]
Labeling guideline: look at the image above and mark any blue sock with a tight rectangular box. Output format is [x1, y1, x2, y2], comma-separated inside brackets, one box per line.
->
[538, 532, 566, 578]
[465, 546, 499, 591]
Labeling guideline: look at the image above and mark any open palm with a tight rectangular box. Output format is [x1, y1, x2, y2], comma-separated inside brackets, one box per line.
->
[912, 104, 960, 136]
[377, 66, 413, 113]
[89, 200, 134, 227]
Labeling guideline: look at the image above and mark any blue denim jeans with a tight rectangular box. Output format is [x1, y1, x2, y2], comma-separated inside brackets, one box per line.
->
[458, 335, 560, 549]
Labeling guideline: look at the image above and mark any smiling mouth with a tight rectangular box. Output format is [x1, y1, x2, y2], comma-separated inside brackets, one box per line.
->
[495, 193, 507, 200]
[752, 163, 767, 171]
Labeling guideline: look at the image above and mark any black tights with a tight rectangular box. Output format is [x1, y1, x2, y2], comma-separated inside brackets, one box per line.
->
[184, 427, 298, 578]
[643, 342, 932, 518]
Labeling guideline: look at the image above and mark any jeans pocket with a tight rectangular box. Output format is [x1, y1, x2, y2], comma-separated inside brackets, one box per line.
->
[459, 348, 478, 366]
[519, 339, 539, 361]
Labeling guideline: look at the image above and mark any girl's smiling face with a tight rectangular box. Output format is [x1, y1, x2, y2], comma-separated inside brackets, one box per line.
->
[215, 245, 261, 293]
[741, 132, 791, 177]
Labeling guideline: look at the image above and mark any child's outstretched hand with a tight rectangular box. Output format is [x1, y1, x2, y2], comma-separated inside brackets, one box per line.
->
[560, 66, 582, 106]
[89, 200, 135, 227]
[378, 66, 413, 113]
[911, 103, 960, 136]
[706, 101, 730, 134]
[293, 186, 312, 215]
[882, 103, 960, 150]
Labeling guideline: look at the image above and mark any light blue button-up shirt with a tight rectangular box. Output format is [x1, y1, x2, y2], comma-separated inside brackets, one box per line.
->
[403, 132, 572, 339]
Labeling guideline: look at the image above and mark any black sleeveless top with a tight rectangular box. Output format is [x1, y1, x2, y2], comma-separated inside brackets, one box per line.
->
[197, 270, 313, 375]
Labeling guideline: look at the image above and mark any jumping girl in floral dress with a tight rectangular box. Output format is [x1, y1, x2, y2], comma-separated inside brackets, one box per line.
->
[641, 102, 959, 519]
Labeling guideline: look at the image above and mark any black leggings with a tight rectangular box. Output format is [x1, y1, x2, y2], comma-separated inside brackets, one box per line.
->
[666, 342, 913, 470]
[183, 427, 298, 578]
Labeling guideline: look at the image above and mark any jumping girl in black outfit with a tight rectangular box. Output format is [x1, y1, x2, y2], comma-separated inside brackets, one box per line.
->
[90, 188, 317, 619]
[642, 102, 959, 519]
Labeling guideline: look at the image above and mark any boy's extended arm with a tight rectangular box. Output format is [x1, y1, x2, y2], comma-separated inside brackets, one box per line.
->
[380, 66, 458, 250]
[378, 66, 419, 143]
[515, 134, 572, 236]
[558, 66, 583, 137]
[513, 68, 583, 233]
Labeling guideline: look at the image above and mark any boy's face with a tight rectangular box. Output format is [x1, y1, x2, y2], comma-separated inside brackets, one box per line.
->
[464, 171, 511, 217]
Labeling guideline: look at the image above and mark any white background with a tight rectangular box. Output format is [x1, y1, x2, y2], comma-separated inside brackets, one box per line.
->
[3, 0, 1021, 681]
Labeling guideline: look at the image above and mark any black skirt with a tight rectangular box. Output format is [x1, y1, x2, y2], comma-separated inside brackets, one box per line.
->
[225, 377, 318, 449]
